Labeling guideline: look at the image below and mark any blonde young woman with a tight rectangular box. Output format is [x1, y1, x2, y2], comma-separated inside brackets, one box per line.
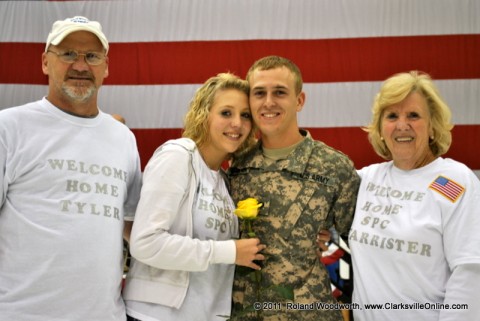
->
[123, 73, 266, 321]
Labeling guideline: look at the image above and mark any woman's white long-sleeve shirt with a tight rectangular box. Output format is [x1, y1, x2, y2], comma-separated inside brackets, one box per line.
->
[123, 138, 237, 311]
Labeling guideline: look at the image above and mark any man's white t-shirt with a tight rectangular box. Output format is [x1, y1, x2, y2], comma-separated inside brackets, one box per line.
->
[0, 98, 142, 321]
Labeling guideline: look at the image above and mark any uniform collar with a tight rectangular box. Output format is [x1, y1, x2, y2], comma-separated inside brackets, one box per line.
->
[232, 129, 314, 174]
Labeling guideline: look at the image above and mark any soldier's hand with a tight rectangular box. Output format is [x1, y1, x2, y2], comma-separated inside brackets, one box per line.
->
[234, 238, 266, 270]
[316, 229, 332, 259]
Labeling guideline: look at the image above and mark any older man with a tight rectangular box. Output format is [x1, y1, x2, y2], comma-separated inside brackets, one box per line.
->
[0, 16, 142, 320]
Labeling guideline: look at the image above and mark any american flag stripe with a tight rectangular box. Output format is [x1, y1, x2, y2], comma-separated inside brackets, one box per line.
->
[1, 0, 479, 172]
[2, 0, 477, 43]
[429, 176, 466, 202]
[2, 35, 479, 85]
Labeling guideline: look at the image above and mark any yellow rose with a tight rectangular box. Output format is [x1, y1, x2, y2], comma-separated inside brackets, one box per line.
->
[234, 198, 262, 220]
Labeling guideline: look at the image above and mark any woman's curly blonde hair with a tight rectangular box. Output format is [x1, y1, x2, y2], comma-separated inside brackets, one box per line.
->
[182, 73, 257, 158]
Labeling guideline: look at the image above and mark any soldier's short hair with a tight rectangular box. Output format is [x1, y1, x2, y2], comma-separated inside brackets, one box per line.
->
[246, 55, 303, 95]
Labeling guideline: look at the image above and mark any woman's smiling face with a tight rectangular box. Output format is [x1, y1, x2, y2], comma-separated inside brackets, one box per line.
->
[381, 91, 435, 170]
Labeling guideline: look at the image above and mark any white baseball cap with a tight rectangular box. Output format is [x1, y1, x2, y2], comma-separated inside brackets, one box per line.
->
[45, 16, 109, 53]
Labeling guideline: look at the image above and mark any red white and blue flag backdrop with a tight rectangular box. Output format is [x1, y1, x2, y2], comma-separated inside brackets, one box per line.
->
[1, 0, 479, 174]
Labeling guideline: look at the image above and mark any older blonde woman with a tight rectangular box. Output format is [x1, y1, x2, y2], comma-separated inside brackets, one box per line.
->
[349, 71, 480, 321]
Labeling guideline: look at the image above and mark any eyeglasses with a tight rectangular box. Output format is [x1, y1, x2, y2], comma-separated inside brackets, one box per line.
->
[47, 49, 106, 66]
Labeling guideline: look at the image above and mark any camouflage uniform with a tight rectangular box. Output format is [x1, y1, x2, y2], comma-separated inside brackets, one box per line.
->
[228, 130, 360, 321]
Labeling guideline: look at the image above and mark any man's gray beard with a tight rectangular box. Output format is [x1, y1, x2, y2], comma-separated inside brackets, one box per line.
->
[62, 84, 95, 103]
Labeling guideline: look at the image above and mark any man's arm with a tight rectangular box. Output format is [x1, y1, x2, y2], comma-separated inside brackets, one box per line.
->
[123, 220, 133, 243]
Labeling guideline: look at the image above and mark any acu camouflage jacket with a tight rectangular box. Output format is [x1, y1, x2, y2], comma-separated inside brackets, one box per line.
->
[228, 130, 360, 321]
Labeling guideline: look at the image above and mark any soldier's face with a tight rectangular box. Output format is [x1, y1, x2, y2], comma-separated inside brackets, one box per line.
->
[248, 67, 304, 140]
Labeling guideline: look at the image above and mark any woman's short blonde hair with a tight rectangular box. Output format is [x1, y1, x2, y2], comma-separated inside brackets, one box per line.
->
[182, 72, 257, 157]
[364, 71, 453, 160]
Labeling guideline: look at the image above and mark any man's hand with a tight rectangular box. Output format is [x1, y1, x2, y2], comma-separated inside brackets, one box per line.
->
[316, 229, 332, 259]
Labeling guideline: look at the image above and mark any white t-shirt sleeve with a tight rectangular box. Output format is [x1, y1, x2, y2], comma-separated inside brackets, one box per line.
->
[442, 170, 480, 268]
[439, 263, 480, 321]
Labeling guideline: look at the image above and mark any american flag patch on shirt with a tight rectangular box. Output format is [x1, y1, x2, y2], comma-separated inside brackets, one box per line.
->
[429, 175, 465, 202]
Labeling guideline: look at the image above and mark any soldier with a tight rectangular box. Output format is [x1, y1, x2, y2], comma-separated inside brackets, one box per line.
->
[228, 56, 360, 321]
